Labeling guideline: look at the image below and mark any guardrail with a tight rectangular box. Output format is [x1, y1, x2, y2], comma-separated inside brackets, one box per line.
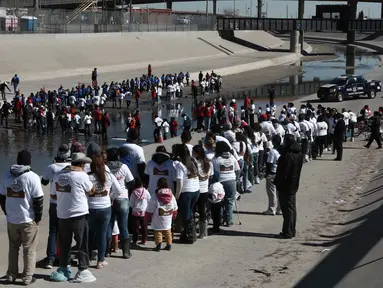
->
[217, 17, 383, 32]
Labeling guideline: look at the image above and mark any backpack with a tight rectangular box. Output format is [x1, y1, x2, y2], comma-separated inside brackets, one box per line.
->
[208, 182, 225, 203]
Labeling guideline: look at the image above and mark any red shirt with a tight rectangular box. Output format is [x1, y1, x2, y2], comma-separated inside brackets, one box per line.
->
[170, 120, 178, 131]
[197, 106, 205, 117]
[151, 89, 156, 99]
[135, 90, 141, 100]
[244, 97, 250, 109]
[205, 106, 213, 117]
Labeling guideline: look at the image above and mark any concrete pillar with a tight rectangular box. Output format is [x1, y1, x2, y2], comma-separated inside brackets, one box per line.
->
[166, 0, 172, 10]
[347, 0, 357, 43]
[290, 30, 300, 53]
[258, 0, 262, 18]
[298, 0, 305, 19]
[289, 75, 299, 86]
[346, 45, 356, 75]
[213, 0, 217, 15]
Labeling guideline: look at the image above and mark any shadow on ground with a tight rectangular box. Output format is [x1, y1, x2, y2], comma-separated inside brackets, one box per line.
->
[295, 166, 383, 288]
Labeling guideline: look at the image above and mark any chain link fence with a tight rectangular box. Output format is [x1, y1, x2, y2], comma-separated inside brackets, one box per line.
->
[0, 7, 216, 33]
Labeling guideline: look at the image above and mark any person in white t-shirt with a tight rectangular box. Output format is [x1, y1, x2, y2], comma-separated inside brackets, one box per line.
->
[212, 142, 240, 227]
[87, 155, 124, 268]
[106, 148, 134, 258]
[0, 150, 44, 285]
[145, 178, 178, 251]
[120, 129, 146, 180]
[174, 144, 200, 243]
[192, 145, 213, 239]
[316, 115, 328, 157]
[50, 153, 96, 283]
[41, 144, 71, 269]
[84, 112, 92, 136]
[342, 108, 350, 141]
[144, 146, 175, 196]
[181, 130, 194, 156]
[348, 110, 357, 142]
[125, 91, 132, 108]
[264, 136, 282, 216]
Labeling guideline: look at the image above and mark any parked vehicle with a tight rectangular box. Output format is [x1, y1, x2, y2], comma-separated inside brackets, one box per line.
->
[317, 75, 382, 102]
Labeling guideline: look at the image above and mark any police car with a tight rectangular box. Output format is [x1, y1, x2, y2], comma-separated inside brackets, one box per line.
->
[317, 75, 382, 102]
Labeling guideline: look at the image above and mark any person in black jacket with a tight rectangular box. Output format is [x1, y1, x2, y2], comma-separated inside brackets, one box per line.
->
[274, 134, 304, 239]
[333, 113, 346, 161]
[364, 111, 382, 149]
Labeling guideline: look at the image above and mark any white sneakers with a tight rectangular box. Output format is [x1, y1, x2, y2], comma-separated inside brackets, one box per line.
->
[73, 269, 97, 283]
[255, 176, 260, 184]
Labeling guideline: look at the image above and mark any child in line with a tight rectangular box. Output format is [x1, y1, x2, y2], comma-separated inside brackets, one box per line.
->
[130, 178, 151, 246]
[145, 178, 178, 252]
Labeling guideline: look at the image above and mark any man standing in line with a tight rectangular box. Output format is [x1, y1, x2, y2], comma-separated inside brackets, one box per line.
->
[274, 135, 304, 239]
[11, 74, 19, 95]
[0, 150, 44, 285]
[333, 113, 346, 161]
[0, 81, 11, 100]
[364, 111, 382, 149]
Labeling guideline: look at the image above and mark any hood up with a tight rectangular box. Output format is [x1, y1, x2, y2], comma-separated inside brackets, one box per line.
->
[151, 152, 171, 165]
[157, 188, 172, 204]
[285, 142, 302, 154]
[10, 165, 31, 177]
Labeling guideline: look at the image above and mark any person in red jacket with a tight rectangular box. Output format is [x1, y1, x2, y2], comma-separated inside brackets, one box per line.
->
[204, 102, 213, 131]
[196, 101, 205, 132]
[148, 64, 152, 77]
[170, 117, 178, 138]
[134, 110, 141, 139]
[244, 95, 250, 123]
[101, 110, 110, 139]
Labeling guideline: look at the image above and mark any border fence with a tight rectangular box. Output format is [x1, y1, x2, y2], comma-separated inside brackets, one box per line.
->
[0, 8, 216, 33]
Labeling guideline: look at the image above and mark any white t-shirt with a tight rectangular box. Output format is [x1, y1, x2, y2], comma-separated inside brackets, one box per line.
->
[317, 121, 328, 137]
[258, 132, 267, 151]
[52, 166, 94, 219]
[299, 121, 309, 139]
[0, 167, 44, 224]
[125, 91, 132, 101]
[87, 171, 122, 209]
[43, 162, 70, 204]
[185, 143, 194, 156]
[146, 194, 178, 231]
[197, 160, 213, 193]
[267, 148, 280, 173]
[84, 115, 92, 124]
[232, 141, 246, 161]
[73, 114, 81, 125]
[212, 154, 240, 182]
[93, 96, 100, 106]
[349, 112, 357, 123]
[260, 121, 277, 136]
[78, 98, 86, 107]
[144, 159, 176, 196]
[108, 162, 134, 199]
[275, 124, 286, 140]
[120, 143, 146, 179]
[343, 112, 350, 126]
[174, 161, 200, 193]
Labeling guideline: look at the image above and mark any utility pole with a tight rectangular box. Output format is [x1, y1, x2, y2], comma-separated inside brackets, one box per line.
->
[286, 4, 288, 18]
[250, 0, 252, 17]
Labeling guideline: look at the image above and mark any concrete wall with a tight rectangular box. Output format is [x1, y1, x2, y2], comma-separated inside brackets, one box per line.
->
[0, 31, 286, 81]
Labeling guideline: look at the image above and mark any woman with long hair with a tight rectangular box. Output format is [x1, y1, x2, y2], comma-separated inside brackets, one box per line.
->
[212, 141, 240, 229]
[87, 155, 123, 269]
[174, 144, 200, 243]
[192, 145, 213, 238]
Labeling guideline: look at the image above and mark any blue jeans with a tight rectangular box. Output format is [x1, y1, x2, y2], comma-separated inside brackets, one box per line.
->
[252, 152, 259, 177]
[107, 198, 129, 241]
[47, 203, 59, 261]
[88, 207, 112, 262]
[178, 191, 200, 220]
[222, 180, 237, 225]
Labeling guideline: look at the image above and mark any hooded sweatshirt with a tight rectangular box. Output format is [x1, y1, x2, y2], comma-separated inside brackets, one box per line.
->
[129, 187, 151, 217]
[0, 165, 44, 224]
[274, 141, 304, 194]
[146, 188, 178, 231]
[144, 152, 175, 196]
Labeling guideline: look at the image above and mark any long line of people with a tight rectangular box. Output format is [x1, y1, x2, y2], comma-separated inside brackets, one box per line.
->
[1, 92, 381, 285]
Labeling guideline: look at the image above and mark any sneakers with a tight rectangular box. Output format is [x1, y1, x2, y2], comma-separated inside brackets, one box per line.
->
[154, 244, 161, 252]
[50, 266, 72, 282]
[96, 261, 108, 269]
[22, 277, 36, 286]
[73, 269, 96, 283]
[276, 210, 282, 215]
[139, 241, 147, 245]
[164, 245, 172, 251]
[5, 274, 16, 284]
[263, 210, 276, 216]
[45, 258, 54, 269]
[255, 176, 260, 184]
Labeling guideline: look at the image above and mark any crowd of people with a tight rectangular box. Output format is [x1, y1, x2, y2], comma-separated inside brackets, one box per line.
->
[1, 67, 383, 285]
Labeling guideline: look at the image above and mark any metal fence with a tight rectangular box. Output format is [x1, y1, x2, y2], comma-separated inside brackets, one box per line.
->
[0, 8, 216, 33]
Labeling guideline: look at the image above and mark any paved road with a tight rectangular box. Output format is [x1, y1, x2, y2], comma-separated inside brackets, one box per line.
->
[0, 54, 383, 288]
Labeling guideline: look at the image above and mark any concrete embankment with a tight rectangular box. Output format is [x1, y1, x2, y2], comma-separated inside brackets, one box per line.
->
[0, 31, 302, 84]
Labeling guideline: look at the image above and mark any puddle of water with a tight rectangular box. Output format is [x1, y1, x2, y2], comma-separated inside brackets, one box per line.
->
[0, 45, 380, 174]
